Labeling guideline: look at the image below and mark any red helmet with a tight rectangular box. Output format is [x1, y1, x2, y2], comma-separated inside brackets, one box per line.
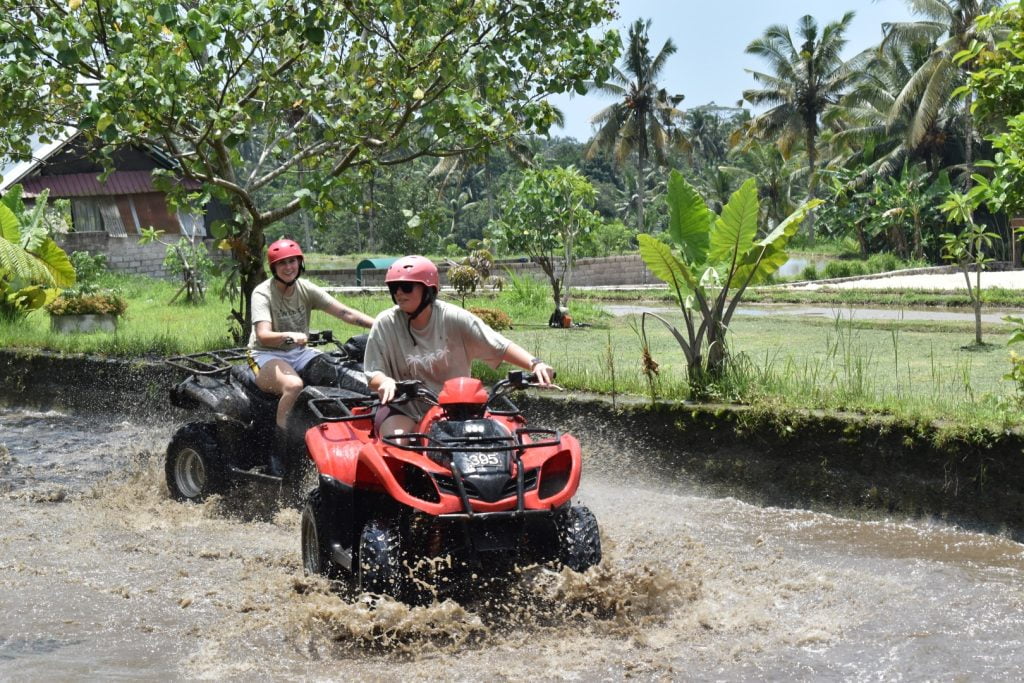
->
[385, 255, 439, 291]
[267, 239, 304, 269]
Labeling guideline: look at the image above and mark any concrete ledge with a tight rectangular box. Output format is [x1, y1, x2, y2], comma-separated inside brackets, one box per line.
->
[3, 348, 1022, 539]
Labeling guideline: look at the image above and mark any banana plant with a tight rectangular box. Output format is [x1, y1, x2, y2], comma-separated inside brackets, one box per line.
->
[638, 170, 820, 394]
[0, 186, 76, 321]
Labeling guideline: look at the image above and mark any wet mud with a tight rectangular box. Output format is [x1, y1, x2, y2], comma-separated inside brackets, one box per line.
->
[2, 407, 1023, 679]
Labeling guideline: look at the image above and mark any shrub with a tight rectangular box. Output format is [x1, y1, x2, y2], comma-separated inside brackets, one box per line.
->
[847, 261, 867, 277]
[866, 252, 900, 273]
[448, 264, 482, 306]
[824, 260, 853, 279]
[45, 287, 127, 316]
[469, 306, 512, 330]
[801, 264, 819, 281]
[69, 251, 110, 284]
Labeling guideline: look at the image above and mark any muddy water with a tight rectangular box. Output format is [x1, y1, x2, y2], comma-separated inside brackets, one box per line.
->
[2, 407, 1023, 680]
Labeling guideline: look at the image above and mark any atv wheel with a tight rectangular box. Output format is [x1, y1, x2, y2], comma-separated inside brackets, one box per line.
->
[166, 423, 225, 502]
[357, 517, 405, 599]
[555, 505, 601, 572]
[301, 489, 340, 579]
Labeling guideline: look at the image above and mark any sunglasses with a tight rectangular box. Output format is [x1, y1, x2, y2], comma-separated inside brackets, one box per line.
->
[388, 282, 418, 294]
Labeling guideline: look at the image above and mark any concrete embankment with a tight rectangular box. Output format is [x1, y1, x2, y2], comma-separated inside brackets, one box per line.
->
[3, 349, 1023, 539]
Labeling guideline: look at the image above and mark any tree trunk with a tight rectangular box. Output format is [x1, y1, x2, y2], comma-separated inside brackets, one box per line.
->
[974, 265, 983, 346]
[635, 142, 647, 231]
[804, 129, 817, 243]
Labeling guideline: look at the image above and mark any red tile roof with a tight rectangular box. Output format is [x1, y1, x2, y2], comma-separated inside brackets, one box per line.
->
[21, 170, 201, 198]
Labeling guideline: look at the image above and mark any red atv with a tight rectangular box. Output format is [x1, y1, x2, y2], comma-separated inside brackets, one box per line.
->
[300, 370, 601, 601]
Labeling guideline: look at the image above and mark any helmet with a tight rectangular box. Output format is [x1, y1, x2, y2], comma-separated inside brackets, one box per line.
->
[267, 239, 304, 269]
[385, 255, 439, 291]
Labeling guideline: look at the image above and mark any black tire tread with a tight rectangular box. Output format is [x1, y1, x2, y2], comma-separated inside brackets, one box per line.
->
[556, 504, 602, 572]
[301, 489, 341, 579]
[357, 516, 404, 598]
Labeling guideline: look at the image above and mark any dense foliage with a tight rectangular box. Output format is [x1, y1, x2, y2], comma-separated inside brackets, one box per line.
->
[0, 0, 618, 340]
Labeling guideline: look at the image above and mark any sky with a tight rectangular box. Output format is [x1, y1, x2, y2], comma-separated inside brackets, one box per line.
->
[547, 0, 919, 142]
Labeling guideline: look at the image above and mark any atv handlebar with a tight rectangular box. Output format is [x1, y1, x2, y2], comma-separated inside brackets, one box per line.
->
[379, 370, 559, 409]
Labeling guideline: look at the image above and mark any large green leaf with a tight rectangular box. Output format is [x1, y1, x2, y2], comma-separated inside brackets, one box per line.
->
[33, 238, 76, 287]
[666, 170, 710, 265]
[0, 201, 19, 242]
[0, 202, 70, 287]
[732, 199, 823, 285]
[708, 178, 758, 264]
[638, 234, 698, 299]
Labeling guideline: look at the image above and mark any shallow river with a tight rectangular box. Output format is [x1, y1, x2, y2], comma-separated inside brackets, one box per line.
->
[1, 406, 1023, 680]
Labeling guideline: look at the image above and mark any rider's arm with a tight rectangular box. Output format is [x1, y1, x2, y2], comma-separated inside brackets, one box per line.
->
[324, 299, 375, 329]
[368, 371, 398, 404]
[254, 320, 308, 348]
[502, 342, 554, 385]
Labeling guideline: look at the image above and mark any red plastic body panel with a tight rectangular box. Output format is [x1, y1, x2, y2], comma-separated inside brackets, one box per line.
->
[304, 397, 582, 516]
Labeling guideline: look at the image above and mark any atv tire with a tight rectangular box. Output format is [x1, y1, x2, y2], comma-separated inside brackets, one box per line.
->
[357, 516, 405, 599]
[555, 504, 601, 572]
[166, 422, 226, 502]
[301, 489, 341, 579]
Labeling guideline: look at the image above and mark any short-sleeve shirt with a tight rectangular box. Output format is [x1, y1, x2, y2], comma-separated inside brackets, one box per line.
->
[364, 299, 511, 395]
[247, 278, 338, 351]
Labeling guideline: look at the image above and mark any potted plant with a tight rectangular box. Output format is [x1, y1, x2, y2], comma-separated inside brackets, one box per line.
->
[45, 285, 127, 333]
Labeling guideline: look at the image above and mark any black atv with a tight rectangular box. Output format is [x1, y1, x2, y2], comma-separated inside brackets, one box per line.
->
[163, 331, 372, 504]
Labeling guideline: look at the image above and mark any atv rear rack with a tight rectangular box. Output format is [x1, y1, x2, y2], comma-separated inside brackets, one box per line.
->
[164, 347, 251, 376]
[164, 331, 341, 377]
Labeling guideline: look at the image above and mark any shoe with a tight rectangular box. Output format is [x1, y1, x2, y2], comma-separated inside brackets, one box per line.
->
[268, 428, 288, 477]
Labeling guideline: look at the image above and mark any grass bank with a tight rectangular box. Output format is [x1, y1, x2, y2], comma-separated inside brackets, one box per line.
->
[3, 271, 1023, 433]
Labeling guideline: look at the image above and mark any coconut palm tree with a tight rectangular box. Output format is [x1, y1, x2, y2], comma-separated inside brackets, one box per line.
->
[742, 12, 858, 240]
[829, 38, 961, 181]
[586, 18, 688, 230]
[881, 0, 1005, 184]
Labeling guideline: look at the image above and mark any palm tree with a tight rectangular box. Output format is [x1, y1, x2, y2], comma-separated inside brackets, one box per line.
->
[881, 0, 1006, 187]
[742, 12, 858, 240]
[829, 38, 961, 181]
[586, 18, 688, 230]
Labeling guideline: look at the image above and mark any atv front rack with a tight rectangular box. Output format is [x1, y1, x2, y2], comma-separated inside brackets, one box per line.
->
[383, 428, 563, 518]
[380, 427, 561, 455]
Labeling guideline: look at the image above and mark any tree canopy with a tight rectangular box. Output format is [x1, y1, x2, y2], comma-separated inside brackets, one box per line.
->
[0, 0, 618, 338]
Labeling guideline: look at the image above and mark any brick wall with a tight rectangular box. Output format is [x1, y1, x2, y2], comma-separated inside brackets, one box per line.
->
[308, 254, 659, 288]
[58, 233, 170, 277]
[57, 233, 221, 278]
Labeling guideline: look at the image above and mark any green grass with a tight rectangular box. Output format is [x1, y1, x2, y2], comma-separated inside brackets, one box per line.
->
[4, 271, 1024, 432]
[574, 285, 1024, 309]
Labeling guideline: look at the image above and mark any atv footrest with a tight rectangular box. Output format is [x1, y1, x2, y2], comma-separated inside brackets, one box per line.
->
[329, 542, 353, 570]
[229, 466, 282, 483]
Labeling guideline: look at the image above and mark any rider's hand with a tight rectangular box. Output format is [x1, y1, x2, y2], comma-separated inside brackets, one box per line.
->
[377, 376, 397, 404]
[532, 362, 555, 386]
[289, 332, 309, 347]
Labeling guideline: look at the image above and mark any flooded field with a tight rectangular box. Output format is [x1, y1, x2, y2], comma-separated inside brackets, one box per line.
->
[1, 406, 1022, 679]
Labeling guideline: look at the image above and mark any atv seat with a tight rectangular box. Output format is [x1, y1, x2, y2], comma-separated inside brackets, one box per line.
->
[229, 364, 279, 401]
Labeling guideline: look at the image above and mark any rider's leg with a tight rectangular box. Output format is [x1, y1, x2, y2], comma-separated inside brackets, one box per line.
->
[255, 359, 304, 475]
[255, 359, 304, 430]
[379, 412, 417, 438]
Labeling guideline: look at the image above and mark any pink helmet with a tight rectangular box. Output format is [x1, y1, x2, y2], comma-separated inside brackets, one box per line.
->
[385, 255, 439, 291]
[267, 239, 304, 269]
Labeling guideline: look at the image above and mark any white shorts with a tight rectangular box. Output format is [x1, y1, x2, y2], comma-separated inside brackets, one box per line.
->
[251, 347, 322, 372]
